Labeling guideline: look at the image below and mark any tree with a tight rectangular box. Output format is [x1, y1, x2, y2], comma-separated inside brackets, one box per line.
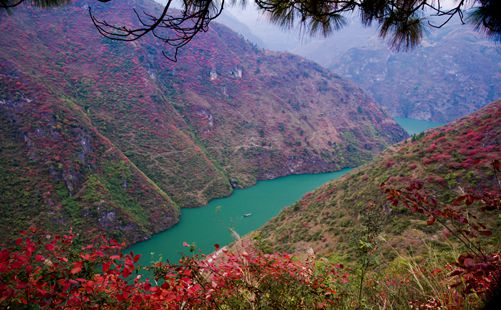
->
[1, 0, 499, 59]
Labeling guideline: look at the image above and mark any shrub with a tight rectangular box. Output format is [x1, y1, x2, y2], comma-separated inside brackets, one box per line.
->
[0, 230, 350, 309]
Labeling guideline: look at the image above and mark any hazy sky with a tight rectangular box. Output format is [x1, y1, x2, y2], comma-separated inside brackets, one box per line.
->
[223, 0, 461, 32]
[154, 0, 463, 35]
[152, 0, 473, 60]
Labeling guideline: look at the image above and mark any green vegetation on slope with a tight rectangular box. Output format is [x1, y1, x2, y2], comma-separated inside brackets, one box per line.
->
[0, 68, 179, 246]
[0, 0, 405, 205]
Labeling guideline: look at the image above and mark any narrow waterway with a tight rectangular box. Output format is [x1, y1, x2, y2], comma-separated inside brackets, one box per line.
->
[128, 168, 352, 265]
[128, 117, 444, 265]
[394, 117, 444, 135]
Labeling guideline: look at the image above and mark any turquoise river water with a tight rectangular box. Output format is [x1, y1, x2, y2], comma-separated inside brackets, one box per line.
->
[394, 117, 444, 135]
[128, 117, 443, 265]
[128, 168, 352, 265]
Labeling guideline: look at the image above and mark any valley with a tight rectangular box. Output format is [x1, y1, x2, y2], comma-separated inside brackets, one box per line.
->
[220, 7, 501, 122]
[127, 117, 444, 264]
[0, 0, 499, 308]
[0, 0, 405, 246]
[255, 100, 501, 258]
[128, 168, 352, 264]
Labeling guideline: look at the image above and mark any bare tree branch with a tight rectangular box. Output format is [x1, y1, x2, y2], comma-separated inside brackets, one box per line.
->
[1, 0, 499, 59]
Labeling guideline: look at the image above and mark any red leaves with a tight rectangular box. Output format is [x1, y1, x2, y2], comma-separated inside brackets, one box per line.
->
[121, 266, 133, 278]
[493, 159, 501, 173]
[452, 194, 476, 206]
[122, 255, 135, 278]
[478, 230, 492, 237]
[35, 254, 45, 262]
[45, 243, 55, 252]
[80, 253, 92, 261]
[381, 162, 501, 305]
[102, 261, 111, 273]
[70, 261, 83, 274]
[450, 253, 501, 295]
[382, 170, 499, 241]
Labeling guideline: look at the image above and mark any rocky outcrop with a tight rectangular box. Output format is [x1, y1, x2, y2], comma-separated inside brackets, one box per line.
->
[0, 67, 179, 246]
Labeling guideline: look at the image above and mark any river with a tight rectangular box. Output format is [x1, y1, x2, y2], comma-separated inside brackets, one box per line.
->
[128, 117, 443, 265]
[394, 117, 444, 135]
[128, 168, 352, 265]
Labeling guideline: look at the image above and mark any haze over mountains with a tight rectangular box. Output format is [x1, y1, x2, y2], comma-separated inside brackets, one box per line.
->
[220, 6, 501, 122]
[0, 0, 405, 244]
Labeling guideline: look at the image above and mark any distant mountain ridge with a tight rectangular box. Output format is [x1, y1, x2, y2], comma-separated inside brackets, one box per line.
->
[0, 0, 405, 245]
[330, 20, 501, 122]
[217, 9, 501, 122]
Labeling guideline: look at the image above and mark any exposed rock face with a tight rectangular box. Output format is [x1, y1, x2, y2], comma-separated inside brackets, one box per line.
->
[0, 69, 179, 246]
[0, 0, 405, 244]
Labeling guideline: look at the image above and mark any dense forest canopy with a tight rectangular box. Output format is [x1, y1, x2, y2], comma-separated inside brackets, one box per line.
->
[1, 0, 499, 59]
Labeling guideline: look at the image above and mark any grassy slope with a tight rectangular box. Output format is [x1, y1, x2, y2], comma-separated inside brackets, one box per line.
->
[255, 100, 501, 260]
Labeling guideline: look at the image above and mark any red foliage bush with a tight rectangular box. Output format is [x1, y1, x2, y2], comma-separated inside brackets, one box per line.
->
[382, 171, 501, 306]
[0, 229, 348, 309]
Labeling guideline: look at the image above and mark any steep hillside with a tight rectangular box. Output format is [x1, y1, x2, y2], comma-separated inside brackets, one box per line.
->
[0, 0, 405, 244]
[0, 0, 405, 199]
[255, 100, 501, 258]
[0, 63, 180, 245]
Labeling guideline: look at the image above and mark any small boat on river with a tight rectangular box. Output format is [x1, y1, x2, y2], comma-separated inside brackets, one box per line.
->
[243, 213, 252, 218]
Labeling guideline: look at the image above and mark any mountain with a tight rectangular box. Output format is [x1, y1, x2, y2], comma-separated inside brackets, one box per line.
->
[254, 100, 500, 258]
[0, 0, 405, 245]
[329, 21, 501, 122]
[217, 8, 501, 123]
[217, 11, 266, 48]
